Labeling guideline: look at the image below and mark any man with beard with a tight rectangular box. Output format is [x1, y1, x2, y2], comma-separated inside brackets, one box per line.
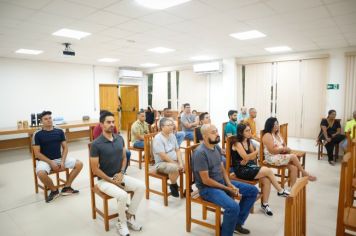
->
[90, 111, 145, 236]
[225, 110, 238, 137]
[192, 124, 258, 235]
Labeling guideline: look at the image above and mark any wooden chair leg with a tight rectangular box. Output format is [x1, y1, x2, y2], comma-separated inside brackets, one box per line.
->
[281, 169, 285, 188]
[90, 190, 96, 219]
[103, 198, 109, 231]
[215, 207, 221, 236]
[139, 152, 142, 169]
[179, 173, 184, 199]
[202, 205, 207, 220]
[186, 199, 191, 232]
[163, 179, 168, 206]
[34, 172, 39, 193]
[145, 175, 150, 200]
[44, 187, 48, 202]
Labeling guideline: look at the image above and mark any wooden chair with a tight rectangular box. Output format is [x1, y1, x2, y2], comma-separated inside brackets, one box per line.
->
[279, 123, 306, 177]
[88, 143, 133, 231]
[127, 122, 144, 169]
[144, 133, 184, 206]
[284, 176, 308, 236]
[185, 144, 222, 236]
[336, 153, 356, 235]
[225, 136, 262, 213]
[222, 122, 228, 149]
[345, 131, 352, 153]
[89, 125, 96, 142]
[193, 127, 200, 144]
[317, 118, 341, 161]
[31, 148, 69, 202]
[260, 130, 290, 188]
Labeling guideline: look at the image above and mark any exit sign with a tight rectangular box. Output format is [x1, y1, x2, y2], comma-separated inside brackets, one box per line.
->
[327, 84, 339, 90]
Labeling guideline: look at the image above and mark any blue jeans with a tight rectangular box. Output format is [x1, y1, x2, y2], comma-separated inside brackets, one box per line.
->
[133, 140, 144, 149]
[199, 180, 258, 236]
[175, 131, 185, 146]
[125, 150, 131, 171]
[184, 131, 194, 141]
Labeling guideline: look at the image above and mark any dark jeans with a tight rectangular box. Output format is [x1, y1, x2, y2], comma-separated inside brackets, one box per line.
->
[324, 134, 345, 161]
[199, 180, 258, 236]
[125, 150, 131, 171]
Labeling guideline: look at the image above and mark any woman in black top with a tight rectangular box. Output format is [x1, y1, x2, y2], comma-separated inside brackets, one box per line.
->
[231, 123, 289, 216]
[319, 109, 345, 165]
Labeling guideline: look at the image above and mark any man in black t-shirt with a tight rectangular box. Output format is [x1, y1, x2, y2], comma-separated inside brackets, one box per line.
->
[90, 111, 144, 236]
[32, 111, 83, 203]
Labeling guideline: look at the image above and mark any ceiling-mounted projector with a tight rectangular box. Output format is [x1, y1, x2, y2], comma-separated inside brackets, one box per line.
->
[62, 43, 75, 56]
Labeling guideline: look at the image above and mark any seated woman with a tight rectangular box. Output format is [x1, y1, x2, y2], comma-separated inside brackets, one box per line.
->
[318, 109, 346, 165]
[262, 117, 317, 187]
[231, 123, 290, 216]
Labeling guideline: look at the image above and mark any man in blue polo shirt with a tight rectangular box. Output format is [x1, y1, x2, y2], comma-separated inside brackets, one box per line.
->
[225, 110, 238, 137]
[32, 111, 83, 203]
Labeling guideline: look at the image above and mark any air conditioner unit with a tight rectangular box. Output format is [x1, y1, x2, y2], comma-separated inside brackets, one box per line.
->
[193, 61, 222, 73]
[119, 69, 143, 79]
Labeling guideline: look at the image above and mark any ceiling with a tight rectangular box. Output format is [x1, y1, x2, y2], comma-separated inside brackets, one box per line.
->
[0, 0, 355, 68]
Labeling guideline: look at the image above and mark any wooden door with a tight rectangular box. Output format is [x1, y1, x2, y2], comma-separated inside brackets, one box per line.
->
[120, 86, 139, 131]
[99, 84, 119, 129]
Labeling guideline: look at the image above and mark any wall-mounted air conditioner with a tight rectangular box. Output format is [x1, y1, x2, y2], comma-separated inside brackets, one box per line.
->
[193, 61, 222, 73]
[119, 69, 144, 79]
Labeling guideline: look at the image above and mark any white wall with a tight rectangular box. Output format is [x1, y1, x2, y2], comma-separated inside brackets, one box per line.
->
[0, 58, 119, 130]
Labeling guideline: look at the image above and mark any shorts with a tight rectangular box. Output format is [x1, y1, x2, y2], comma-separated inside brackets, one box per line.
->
[36, 157, 76, 174]
[156, 162, 179, 174]
[265, 154, 291, 166]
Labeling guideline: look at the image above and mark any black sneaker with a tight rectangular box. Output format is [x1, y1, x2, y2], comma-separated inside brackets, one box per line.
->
[329, 161, 335, 166]
[61, 187, 79, 196]
[169, 184, 179, 198]
[261, 204, 273, 216]
[234, 225, 250, 234]
[277, 189, 290, 197]
[46, 190, 59, 203]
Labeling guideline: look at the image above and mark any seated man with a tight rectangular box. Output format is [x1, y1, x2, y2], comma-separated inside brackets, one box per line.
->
[192, 124, 258, 235]
[153, 118, 184, 197]
[243, 108, 260, 151]
[93, 110, 131, 171]
[32, 110, 83, 203]
[195, 112, 211, 143]
[225, 110, 238, 137]
[90, 111, 145, 236]
[238, 106, 249, 123]
[131, 110, 149, 149]
[341, 110, 356, 151]
[159, 108, 185, 146]
[181, 103, 199, 141]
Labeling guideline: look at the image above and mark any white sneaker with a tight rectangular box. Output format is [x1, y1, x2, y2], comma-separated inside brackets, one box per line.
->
[115, 221, 130, 236]
[127, 216, 142, 231]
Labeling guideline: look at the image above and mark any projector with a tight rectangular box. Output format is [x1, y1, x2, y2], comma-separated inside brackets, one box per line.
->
[62, 43, 75, 56]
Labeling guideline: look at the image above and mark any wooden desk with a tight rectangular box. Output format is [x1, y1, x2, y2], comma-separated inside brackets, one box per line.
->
[0, 120, 98, 151]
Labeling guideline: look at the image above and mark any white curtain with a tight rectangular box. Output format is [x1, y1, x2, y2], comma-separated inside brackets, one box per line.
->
[275, 61, 302, 137]
[245, 63, 273, 133]
[178, 69, 208, 111]
[170, 71, 178, 110]
[344, 55, 356, 120]
[152, 72, 168, 110]
[300, 58, 327, 138]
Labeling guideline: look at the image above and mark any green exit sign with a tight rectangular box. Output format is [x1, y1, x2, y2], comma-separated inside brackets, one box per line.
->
[327, 84, 339, 90]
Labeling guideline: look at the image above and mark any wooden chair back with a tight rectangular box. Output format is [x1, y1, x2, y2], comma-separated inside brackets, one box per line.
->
[178, 117, 182, 131]
[225, 136, 234, 172]
[222, 122, 227, 149]
[284, 176, 308, 236]
[127, 122, 134, 148]
[336, 153, 356, 235]
[89, 125, 96, 142]
[193, 127, 199, 144]
[259, 130, 266, 165]
[279, 123, 288, 146]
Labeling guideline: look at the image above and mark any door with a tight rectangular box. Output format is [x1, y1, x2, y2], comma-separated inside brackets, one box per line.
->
[99, 84, 119, 129]
[120, 85, 139, 131]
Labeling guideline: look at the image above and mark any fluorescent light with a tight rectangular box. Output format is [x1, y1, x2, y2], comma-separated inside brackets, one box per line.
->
[190, 55, 214, 61]
[229, 30, 266, 40]
[15, 49, 43, 55]
[98, 58, 119, 63]
[265, 46, 292, 53]
[140, 63, 160, 67]
[52, 28, 91, 40]
[135, 0, 191, 9]
[148, 47, 175, 54]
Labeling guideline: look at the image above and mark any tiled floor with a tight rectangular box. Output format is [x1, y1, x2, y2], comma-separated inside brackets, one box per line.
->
[0, 136, 340, 236]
